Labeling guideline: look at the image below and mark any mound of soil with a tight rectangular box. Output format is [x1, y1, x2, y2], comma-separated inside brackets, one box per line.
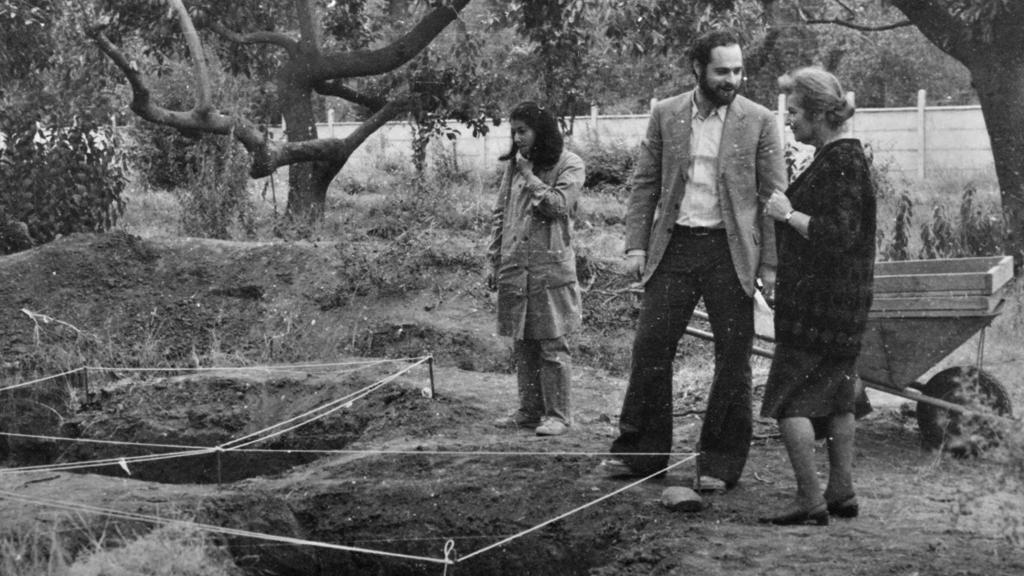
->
[1, 232, 1022, 575]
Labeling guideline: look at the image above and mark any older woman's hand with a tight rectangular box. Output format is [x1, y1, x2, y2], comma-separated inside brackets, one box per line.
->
[765, 190, 794, 222]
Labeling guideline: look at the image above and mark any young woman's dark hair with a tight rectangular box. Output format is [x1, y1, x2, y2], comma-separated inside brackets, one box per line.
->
[499, 101, 564, 169]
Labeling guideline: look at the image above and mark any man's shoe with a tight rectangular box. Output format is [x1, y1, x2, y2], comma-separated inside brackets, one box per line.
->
[494, 412, 540, 430]
[599, 458, 641, 478]
[535, 418, 569, 436]
[598, 458, 665, 479]
[692, 475, 734, 494]
[758, 503, 829, 526]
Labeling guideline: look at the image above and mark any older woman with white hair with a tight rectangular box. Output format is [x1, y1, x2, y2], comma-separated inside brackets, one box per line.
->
[760, 67, 877, 526]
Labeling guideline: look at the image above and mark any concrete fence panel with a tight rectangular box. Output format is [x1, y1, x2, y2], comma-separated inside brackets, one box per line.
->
[270, 98, 996, 182]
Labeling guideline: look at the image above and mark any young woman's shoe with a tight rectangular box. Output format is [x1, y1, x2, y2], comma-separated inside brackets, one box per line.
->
[758, 503, 829, 526]
[535, 418, 568, 436]
[494, 411, 540, 429]
[827, 495, 859, 518]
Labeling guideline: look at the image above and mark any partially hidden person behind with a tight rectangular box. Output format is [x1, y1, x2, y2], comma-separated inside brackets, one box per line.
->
[759, 67, 876, 526]
[489, 101, 586, 437]
[603, 28, 786, 490]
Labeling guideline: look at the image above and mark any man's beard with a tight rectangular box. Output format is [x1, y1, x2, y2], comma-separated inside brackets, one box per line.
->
[698, 70, 740, 107]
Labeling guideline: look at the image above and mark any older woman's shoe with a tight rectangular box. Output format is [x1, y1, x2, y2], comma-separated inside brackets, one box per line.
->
[758, 503, 829, 526]
[827, 495, 859, 518]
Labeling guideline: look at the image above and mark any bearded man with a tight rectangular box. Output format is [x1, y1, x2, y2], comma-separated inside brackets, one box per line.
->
[602, 28, 787, 492]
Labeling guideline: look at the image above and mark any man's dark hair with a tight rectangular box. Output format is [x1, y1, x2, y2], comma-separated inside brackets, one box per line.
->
[500, 101, 563, 169]
[689, 28, 744, 70]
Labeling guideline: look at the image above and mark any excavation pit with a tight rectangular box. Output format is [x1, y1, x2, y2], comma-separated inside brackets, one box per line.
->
[1, 362, 436, 484]
[0, 362, 618, 575]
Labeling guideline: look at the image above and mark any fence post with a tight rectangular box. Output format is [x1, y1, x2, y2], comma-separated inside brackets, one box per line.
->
[483, 128, 490, 173]
[327, 109, 335, 138]
[590, 104, 598, 142]
[650, 97, 657, 113]
[776, 93, 787, 147]
[917, 89, 927, 179]
[847, 91, 855, 137]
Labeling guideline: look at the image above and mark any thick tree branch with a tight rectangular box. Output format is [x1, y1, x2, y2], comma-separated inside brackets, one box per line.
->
[90, 28, 276, 178]
[295, 0, 321, 53]
[270, 96, 413, 168]
[167, 0, 211, 112]
[206, 21, 299, 55]
[313, 0, 470, 80]
[91, 19, 414, 183]
[314, 80, 386, 111]
[886, 0, 974, 63]
[803, 17, 913, 32]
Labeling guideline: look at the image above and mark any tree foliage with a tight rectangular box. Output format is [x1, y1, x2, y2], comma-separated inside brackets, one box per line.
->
[0, 0, 128, 251]
[0, 115, 127, 247]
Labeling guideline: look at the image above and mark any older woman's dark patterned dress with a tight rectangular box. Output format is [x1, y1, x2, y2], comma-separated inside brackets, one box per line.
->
[760, 138, 876, 428]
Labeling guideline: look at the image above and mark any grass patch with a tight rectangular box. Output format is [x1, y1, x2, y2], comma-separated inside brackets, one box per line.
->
[67, 523, 240, 576]
[0, 517, 237, 576]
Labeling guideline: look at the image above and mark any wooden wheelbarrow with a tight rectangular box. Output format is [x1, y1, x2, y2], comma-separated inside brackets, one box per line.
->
[688, 255, 1016, 452]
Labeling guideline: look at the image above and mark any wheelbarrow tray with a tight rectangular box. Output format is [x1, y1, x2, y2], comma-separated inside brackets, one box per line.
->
[857, 255, 1014, 390]
[688, 256, 1012, 392]
[685, 256, 1015, 421]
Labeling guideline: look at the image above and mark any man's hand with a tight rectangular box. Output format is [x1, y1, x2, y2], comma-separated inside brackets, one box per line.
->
[624, 253, 646, 281]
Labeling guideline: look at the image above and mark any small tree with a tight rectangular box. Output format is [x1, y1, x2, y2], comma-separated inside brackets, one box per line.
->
[90, 0, 475, 224]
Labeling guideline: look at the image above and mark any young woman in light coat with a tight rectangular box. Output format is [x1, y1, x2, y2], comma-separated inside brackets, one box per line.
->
[488, 101, 585, 437]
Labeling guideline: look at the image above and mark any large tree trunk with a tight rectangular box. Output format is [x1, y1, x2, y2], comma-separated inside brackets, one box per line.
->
[279, 74, 326, 221]
[276, 69, 349, 224]
[972, 57, 1024, 269]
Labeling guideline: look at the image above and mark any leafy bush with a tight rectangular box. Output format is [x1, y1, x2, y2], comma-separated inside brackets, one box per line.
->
[0, 118, 127, 247]
[133, 124, 201, 191]
[871, 152, 917, 261]
[919, 185, 1005, 259]
[571, 137, 636, 191]
[365, 172, 490, 238]
[880, 191, 914, 261]
[175, 135, 255, 239]
[429, 137, 473, 186]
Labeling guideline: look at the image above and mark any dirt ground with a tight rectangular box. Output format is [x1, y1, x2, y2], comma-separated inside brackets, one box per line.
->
[1, 232, 1023, 575]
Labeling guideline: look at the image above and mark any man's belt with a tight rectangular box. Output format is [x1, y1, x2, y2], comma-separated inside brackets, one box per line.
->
[674, 225, 726, 236]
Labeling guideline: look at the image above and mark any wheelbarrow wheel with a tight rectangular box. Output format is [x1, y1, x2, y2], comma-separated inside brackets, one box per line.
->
[914, 366, 1012, 456]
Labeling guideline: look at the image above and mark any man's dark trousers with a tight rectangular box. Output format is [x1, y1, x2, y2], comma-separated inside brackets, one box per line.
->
[611, 226, 754, 484]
